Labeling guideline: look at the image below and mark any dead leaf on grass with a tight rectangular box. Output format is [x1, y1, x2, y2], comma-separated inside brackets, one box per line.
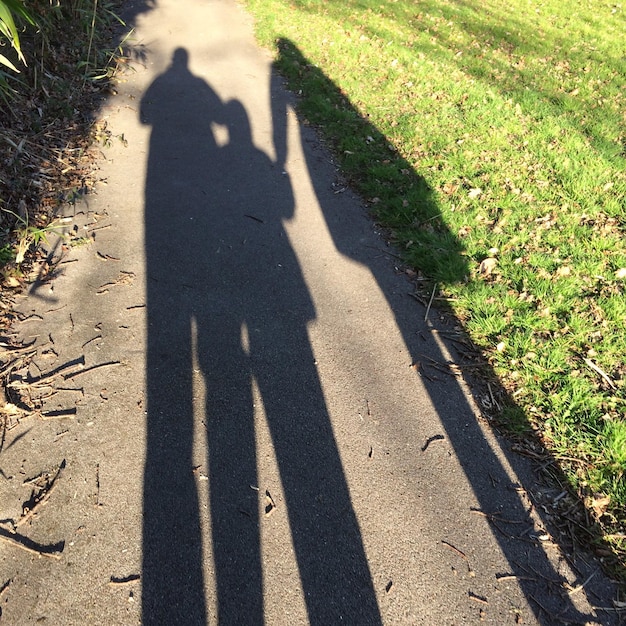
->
[588, 493, 610, 518]
[479, 257, 497, 276]
[442, 182, 459, 196]
[3, 277, 21, 289]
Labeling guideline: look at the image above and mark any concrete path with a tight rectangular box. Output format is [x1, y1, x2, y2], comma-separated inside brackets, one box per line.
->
[0, 0, 619, 624]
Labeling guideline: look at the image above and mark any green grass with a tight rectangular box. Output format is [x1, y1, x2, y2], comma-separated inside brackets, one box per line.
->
[243, 0, 626, 569]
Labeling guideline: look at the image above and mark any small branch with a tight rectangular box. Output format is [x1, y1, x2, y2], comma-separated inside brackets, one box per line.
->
[26, 356, 85, 385]
[0, 529, 64, 559]
[95, 463, 100, 507]
[593, 605, 626, 613]
[468, 591, 488, 605]
[40, 408, 77, 420]
[566, 569, 598, 596]
[63, 361, 121, 380]
[0, 578, 11, 597]
[424, 282, 437, 321]
[18, 460, 65, 527]
[441, 539, 473, 574]
[583, 357, 616, 390]
[418, 354, 458, 378]
[495, 573, 537, 582]
[96, 251, 120, 261]
[470, 508, 525, 525]
[87, 223, 112, 234]
[487, 382, 500, 410]
[81, 335, 102, 349]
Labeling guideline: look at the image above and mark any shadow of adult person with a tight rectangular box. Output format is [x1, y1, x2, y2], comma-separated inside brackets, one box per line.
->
[269, 39, 614, 625]
[140, 47, 221, 625]
[141, 48, 382, 625]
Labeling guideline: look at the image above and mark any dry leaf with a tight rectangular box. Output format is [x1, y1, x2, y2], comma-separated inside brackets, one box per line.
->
[556, 266, 572, 277]
[4, 276, 21, 288]
[442, 182, 459, 196]
[615, 268, 626, 279]
[468, 188, 482, 199]
[589, 494, 610, 518]
[479, 257, 498, 275]
[1, 402, 22, 416]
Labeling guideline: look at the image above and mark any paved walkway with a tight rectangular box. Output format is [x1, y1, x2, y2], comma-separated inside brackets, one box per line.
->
[0, 0, 619, 624]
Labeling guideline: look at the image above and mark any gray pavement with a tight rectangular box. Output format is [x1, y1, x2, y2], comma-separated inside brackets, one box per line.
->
[0, 0, 620, 624]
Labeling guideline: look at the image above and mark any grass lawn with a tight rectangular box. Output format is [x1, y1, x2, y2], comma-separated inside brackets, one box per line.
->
[242, 0, 626, 573]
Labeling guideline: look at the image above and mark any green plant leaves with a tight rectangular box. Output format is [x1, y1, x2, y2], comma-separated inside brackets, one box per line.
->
[0, 0, 36, 71]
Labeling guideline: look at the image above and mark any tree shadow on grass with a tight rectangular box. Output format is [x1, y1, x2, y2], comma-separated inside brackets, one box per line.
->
[271, 37, 620, 625]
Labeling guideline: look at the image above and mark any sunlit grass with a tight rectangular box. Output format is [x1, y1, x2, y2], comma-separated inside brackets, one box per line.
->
[243, 0, 626, 570]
